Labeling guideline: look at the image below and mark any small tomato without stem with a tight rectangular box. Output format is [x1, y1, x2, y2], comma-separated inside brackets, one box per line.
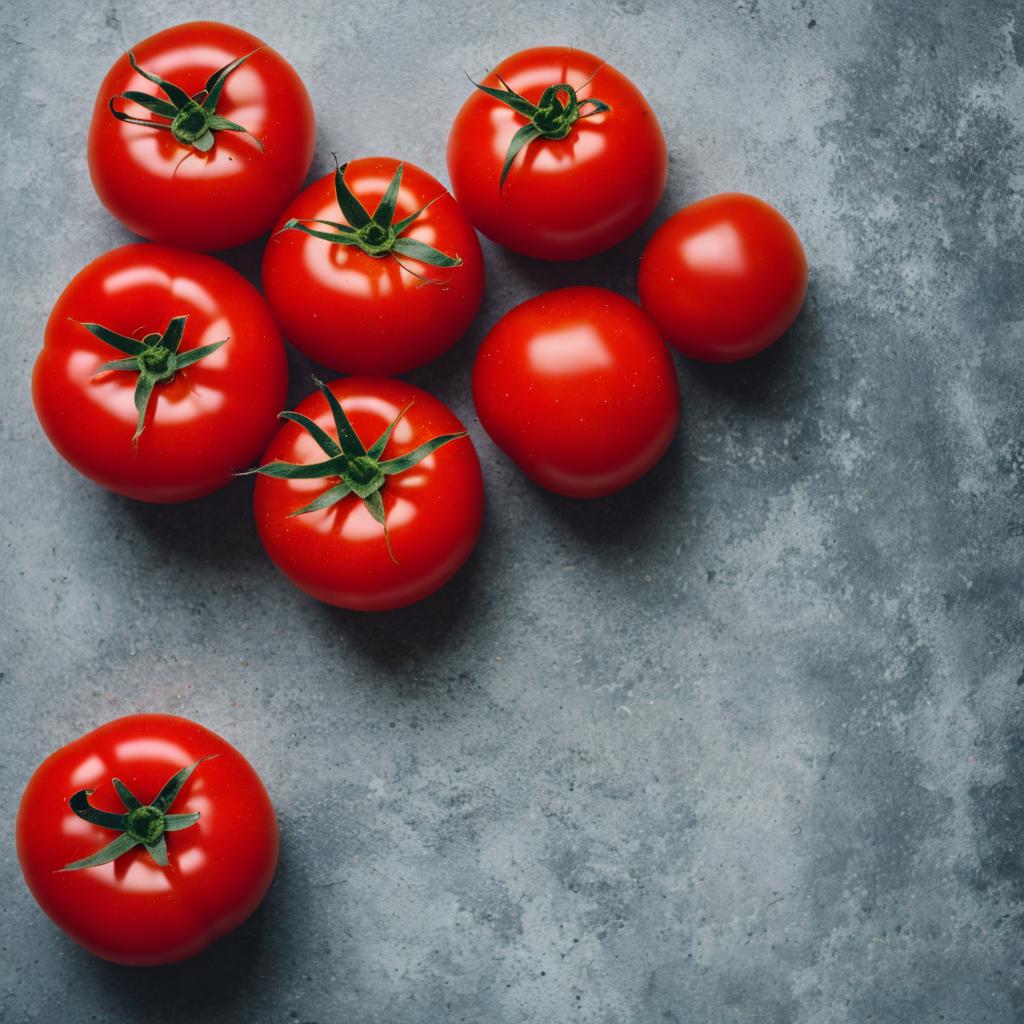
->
[88, 21, 315, 251]
[473, 287, 680, 498]
[16, 714, 278, 966]
[32, 243, 288, 502]
[263, 157, 484, 375]
[251, 377, 484, 611]
[448, 46, 667, 260]
[638, 193, 808, 362]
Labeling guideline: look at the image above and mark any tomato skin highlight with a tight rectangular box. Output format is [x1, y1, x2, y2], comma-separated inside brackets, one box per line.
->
[262, 157, 485, 375]
[473, 287, 679, 498]
[447, 47, 667, 261]
[638, 193, 808, 363]
[254, 378, 484, 611]
[88, 21, 315, 252]
[32, 243, 288, 503]
[16, 714, 278, 967]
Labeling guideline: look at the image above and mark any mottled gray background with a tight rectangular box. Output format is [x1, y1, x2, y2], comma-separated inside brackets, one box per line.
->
[1, 0, 1022, 1021]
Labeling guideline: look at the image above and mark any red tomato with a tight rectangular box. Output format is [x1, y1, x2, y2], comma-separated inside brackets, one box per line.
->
[252, 377, 484, 611]
[638, 193, 808, 362]
[473, 287, 679, 498]
[17, 714, 278, 966]
[33, 243, 287, 502]
[262, 157, 484, 375]
[447, 47, 667, 260]
[88, 21, 315, 251]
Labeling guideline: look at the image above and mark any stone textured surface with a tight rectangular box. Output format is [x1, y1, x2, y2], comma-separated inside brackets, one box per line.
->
[2, 1, 1022, 1021]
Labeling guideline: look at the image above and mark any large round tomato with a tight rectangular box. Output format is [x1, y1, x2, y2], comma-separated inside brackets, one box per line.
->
[17, 714, 278, 966]
[33, 243, 287, 502]
[447, 47, 667, 260]
[262, 157, 484, 375]
[252, 377, 484, 611]
[638, 193, 808, 362]
[88, 21, 315, 251]
[473, 287, 679, 498]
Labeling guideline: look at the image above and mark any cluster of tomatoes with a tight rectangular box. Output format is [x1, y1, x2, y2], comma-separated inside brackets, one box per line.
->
[20, 22, 808, 966]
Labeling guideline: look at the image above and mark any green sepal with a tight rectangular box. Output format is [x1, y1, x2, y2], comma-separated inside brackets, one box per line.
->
[202, 49, 259, 111]
[145, 834, 169, 866]
[127, 49, 191, 108]
[60, 833, 140, 872]
[79, 316, 227, 440]
[392, 236, 463, 268]
[372, 162, 403, 227]
[112, 779, 141, 810]
[174, 338, 227, 369]
[315, 375, 367, 457]
[132, 375, 157, 441]
[68, 789, 127, 831]
[59, 757, 213, 872]
[333, 160, 372, 228]
[279, 410, 342, 457]
[367, 402, 412, 458]
[94, 356, 142, 374]
[379, 432, 467, 475]
[164, 811, 201, 830]
[250, 457, 341, 480]
[109, 48, 260, 152]
[499, 123, 542, 189]
[278, 158, 462, 283]
[469, 67, 612, 190]
[120, 90, 179, 119]
[152, 756, 216, 814]
[289, 481, 353, 517]
[246, 379, 470, 561]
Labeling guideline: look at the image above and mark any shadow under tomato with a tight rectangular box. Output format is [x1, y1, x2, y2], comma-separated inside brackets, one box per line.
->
[529, 425, 687, 554]
[303, 522, 496, 683]
[113, 474, 263, 573]
[680, 278, 821, 414]
[83, 883, 273, 1015]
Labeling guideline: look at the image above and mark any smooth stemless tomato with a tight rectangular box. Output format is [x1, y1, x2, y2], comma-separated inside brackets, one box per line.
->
[473, 287, 679, 498]
[447, 47, 667, 260]
[88, 21, 315, 251]
[262, 157, 484, 375]
[638, 193, 808, 362]
[17, 714, 278, 966]
[33, 243, 287, 502]
[252, 377, 484, 611]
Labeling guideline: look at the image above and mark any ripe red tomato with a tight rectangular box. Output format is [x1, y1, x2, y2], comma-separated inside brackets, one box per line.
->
[262, 157, 485, 375]
[16, 714, 278, 966]
[88, 21, 315, 251]
[447, 47, 667, 260]
[638, 193, 808, 362]
[33, 243, 287, 502]
[473, 287, 679, 498]
[252, 377, 484, 611]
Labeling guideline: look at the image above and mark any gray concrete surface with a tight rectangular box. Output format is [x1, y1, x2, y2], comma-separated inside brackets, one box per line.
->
[2, 0, 1022, 1020]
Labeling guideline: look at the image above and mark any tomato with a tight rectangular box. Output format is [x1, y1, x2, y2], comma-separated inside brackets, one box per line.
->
[262, 157, 484, 375]
[16, 714, 278, 966]
[447, 47, 667, 260]
[88, 21, 315, 251]
[251, 377, 484, 610]
[638, 193, 808, 362]
[473, 287, 679, 498]
[33, 243, 287, 502]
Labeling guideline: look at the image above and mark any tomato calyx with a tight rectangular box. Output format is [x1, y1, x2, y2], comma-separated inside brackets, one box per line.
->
[278, 158, 463, 285]
[60, 756, 215, 871]
[76, 315, 227, 440]
[108, 49, 263, 153]
[246, 377, 467, 562]
[469, 69, 611, 189]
